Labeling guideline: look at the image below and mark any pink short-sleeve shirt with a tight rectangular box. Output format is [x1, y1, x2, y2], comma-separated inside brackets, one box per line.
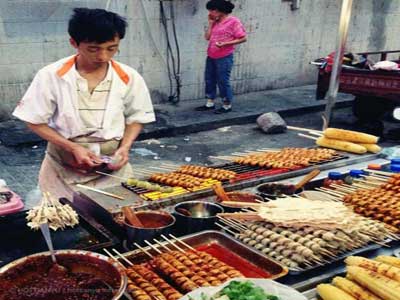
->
[207, 16, 246, 59]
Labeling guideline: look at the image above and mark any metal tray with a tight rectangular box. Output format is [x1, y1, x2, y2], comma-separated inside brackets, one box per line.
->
[302, 288, 318, 300]
[121, 230, 288, 280]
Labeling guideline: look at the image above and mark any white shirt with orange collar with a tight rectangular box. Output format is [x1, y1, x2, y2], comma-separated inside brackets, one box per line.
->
[13, 55, 156, 140]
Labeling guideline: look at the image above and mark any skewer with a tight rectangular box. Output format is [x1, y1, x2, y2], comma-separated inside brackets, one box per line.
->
[153, 239, 172, 252]
[76, 184, 125, 200]
[144, 240, 163, 254]
[220, 201, 262, 209]
[231, 218, 250, 227]
[287, 125, 323, 134]
[168, 234, 196, 252]
[365, 169, 392, 177]
[161, 162, 181, 167]
[298, 133, 318, 141]
[315, 187, 347, 196]
[216, 223, 238, 236]
[365, 174, 390, 181]
[208, 156, 235, 161]
[218, 217, 246, 231]
[162, 234, 187, 252]
[135, 169, 154, 175]
[104, 248, 122, 266]
[96, 171, 128, 181]
[361, 175, 387, 182]
[217, 212, 263, 221]
[353, 179, 381, 186]
[256, 148, 280, 152]
[313, 188, 343, 201]
[149, 166, 174, 171]
[337, 183, 358, 190]
[352, 182, 375, 190]
[160, 237, 185, 253]
[112, 248, 134, 266]
[307, 131, 324, 137]
[330, 184, 357, 193]
[108, 249, 165, 300]
[134, 242, 154, 258]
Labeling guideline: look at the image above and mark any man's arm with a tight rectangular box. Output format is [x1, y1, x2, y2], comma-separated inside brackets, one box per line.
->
[108, 122, 143, 170]
[26, 123, 102, 167]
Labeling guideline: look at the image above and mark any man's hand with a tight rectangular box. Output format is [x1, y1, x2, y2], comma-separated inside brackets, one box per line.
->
[215, 41, 226, 48]
[71, 144, 103, 168]
[107, 146, 130, 171]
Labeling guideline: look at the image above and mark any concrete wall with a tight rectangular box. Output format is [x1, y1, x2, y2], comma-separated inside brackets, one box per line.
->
[0, 0, 399, 120]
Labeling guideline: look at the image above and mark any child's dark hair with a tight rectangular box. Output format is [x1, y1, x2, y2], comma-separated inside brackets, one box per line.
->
[206, 0, 235, 14]
[68, 8, 127, 44]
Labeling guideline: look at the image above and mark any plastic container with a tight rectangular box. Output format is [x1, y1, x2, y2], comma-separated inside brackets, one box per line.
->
[390, 164, 400, 173]
[344, 169, 365, 184]
[0, 180, 24, 216]
[323, 172, 343, 188]
[368, 163, 382, 170]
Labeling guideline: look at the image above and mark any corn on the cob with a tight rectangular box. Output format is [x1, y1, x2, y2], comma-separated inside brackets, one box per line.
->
[345, 256, 400, 281]
[375, 256, 400, 268]
[317, 283, 356, 300]
[324, 128, 379, 144]
[332, 276, 382, 300]
[357, 143, 381, 153]
[347, 266, 400, 300]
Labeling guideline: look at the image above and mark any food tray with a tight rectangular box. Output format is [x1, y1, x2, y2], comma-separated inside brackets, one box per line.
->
[121, 230, 288, 280]
[302, 288, 318, 300]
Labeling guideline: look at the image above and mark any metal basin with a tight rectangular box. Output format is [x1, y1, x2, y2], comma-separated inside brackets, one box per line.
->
[173, 201, 224, 235]
[124, 210, 175, 246]
[0, 249, 127, 300]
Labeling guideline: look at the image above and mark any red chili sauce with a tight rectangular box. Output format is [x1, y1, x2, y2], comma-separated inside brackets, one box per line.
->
[196, 243, 271, 278]
[0, 254, 121, 300]
[136, 212, 174, 228]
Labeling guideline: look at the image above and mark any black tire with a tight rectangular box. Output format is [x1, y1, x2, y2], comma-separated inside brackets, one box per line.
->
[352, 96, 388, 120]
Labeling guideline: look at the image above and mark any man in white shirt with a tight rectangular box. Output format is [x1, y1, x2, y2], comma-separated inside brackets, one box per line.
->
[13, 8, 156, 199]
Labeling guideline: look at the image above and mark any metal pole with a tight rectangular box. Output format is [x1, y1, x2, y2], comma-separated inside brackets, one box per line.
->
[322, 0, 353, 130]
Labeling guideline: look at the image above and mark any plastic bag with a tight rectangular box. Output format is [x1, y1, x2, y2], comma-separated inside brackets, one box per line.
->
[381, 146, 400, 160]
[179, 278, 307, 300]
[372, 60, 400, 71]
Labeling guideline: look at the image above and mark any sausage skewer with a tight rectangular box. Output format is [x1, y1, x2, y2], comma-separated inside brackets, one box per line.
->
[134, 242, 199, 293]
[163, 234, 243, 278]
[112, 249, 182, 300]
[103, 248, 156, 300]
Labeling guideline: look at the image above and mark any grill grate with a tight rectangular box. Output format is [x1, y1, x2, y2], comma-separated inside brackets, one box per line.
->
[121, 182, 151, 194]
[213, 153, 348, 182]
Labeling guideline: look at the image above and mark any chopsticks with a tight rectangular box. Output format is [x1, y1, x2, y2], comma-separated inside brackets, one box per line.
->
[76, 184, 125, 200]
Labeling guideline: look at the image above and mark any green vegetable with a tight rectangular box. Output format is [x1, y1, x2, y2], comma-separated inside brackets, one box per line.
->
[217, 281, 279, 300]
[188, 281, 279, 300]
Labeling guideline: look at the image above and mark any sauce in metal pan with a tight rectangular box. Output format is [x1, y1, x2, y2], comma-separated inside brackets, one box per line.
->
[196, 243, 271, 278]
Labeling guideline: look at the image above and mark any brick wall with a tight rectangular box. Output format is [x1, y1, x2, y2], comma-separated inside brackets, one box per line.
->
[0, 0, 399, 120]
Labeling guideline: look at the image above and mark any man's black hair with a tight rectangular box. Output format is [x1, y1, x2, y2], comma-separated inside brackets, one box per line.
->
[206, 0, 235, 14]
[68, 8, 128, 44]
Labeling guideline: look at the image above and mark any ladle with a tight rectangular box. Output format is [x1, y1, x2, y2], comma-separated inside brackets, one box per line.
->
[293, 169, 321, 191]
[39, 223, 67, 271]
[122, 206, 144, 227]
[213, 183, 231, 202]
